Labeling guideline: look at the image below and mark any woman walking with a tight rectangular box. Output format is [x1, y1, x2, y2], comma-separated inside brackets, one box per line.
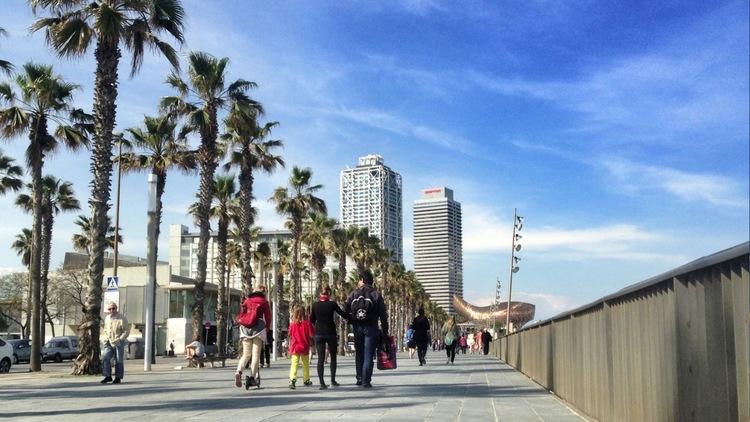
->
[234, 286, 271, 388]
[310, 285, 348, 389]
[441, 316, 460, 365]
[288, 305, 315, 389]
[411, 306, 430, 366]
[405, 324, 416, 358]
[467, 330, 475, 354]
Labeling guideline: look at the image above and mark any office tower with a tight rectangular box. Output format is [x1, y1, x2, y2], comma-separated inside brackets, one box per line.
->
[340, 154, 403, 263]
[413, 187, 463, 314]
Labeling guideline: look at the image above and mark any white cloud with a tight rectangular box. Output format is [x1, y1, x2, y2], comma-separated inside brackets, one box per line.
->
[461, 201, 684, 262]
[601, 158, 748, 209]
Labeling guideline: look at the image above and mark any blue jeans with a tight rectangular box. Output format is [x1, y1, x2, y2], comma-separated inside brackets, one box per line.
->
[353, 325, 379, 384]
[102, 342, 125, 379]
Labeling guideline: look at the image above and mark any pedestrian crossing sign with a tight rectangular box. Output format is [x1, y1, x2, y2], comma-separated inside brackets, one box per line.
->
[106, 276, 119, 291]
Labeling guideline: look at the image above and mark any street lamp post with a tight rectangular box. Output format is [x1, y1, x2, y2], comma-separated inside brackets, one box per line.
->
[144, 174, 157, 371]
[113, 138, 123, 276]
[270, 244, 280, 362]
[505, 208, 523, 334]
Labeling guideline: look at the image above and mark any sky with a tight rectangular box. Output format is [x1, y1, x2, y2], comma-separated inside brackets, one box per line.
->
[0, 0, 747, 321]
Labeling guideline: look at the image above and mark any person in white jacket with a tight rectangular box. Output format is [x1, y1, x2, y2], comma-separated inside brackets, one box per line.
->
[101, 302, 129, 384]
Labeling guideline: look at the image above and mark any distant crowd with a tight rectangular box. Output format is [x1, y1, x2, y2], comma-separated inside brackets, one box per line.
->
[99, 269, 495, 389]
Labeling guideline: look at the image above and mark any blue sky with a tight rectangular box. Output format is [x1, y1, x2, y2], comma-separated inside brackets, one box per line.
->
[0, 0, 747, 320]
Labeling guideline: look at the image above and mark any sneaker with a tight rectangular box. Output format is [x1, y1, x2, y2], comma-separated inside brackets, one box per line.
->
[319, 383, 328, 390]
[355, 380, 362, 386]
[446, 359, 450, 364]
[303, 380, 313, 387]
[260, 364, 265, 368]
[331, 380, 340, 387]
[100, 376, 112, 384]
[247, 376, 257, 387]
[234, 372, 242, 388]
[289, 379, 296, 390]
[362, 383, 373, 388]
[112, 377, 121, 384]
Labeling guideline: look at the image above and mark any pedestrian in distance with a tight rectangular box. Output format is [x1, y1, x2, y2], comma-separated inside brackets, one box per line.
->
[481, 328, 493, 355]
[441, 316, 460, 365]
[101, 302, 129, 384]
[260, 329, 273, 368]
[310, 285, 348, 389]
[234, 286, 272, 389]
[288, 305, 315, 389]
[459, 334, 468, 354]
[185, 336, 206, 365]
[467, 329, 475, 354]
[405, 324, 416, 358]
[474, 330, 482, 355]
[345, 269, 389, 388]
[411, 306, 430, 366]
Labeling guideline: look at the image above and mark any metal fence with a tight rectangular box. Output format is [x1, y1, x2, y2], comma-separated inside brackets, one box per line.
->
[491, 242, 749, 421]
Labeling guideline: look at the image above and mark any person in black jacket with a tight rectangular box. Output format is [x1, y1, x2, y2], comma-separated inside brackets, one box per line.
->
[481, 329, 493, 355]
[310, 285, 348, 389]
[411, 306, 430, 366]
[345, 270, 388, 388]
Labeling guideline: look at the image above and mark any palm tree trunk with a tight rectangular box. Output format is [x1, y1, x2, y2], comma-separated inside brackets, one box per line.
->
[337, 251, 347, 355]
[40, 210, 53, 343]
[216, 215, 228, 357]
[192, 106, 219, 342]
[238, 153, 254, 296]
[76, 39, 121, 376]
[24, 272, 31, 339]
[28, 127, 44, 372]
[291, 231, 300, 307]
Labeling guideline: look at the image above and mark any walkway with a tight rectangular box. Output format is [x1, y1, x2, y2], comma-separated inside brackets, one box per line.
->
[1, 352, 585, 421]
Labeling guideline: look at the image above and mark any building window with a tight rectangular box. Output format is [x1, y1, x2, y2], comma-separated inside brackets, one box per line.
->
[169, 290, 186, 318]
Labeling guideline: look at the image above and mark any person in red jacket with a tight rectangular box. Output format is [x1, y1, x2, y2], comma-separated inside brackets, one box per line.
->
[288, 304, 314, 389]
[234, 286, 272, 388]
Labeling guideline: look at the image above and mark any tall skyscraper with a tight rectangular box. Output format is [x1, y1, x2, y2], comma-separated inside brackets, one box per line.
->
[413, 187, 463, 314]
[340, 154, 403, 263]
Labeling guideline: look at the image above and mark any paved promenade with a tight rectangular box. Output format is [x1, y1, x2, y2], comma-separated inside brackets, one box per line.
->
[1, 353, 585, 421]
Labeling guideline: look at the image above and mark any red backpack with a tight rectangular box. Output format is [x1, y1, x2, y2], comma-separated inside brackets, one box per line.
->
[236, 299, 262, 328]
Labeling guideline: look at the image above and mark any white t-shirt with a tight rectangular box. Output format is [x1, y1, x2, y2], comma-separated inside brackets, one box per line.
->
[187, 341, 205, 357]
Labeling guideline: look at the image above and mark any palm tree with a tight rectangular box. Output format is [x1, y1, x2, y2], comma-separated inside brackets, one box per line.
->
[30, 0, 185, 375]
[223, 117, 283, 296]
[0, 63, 90, 372]
[207, 175, 238, 358]
[349, 227, 382, 277]
[253, 241, 271, 288]
[0, 149, 22, 195]
[17, 175, 80, 341]
[331, 225, 358, 353]
[0, 27, 13, 75]
[11, 228, 32, 339]
[161, 51, 259, 341]
[302, 212, 335, 296]
[72, 214, 122, 254]
[122, 113, 194, 266]
[271, 167, 326, 306]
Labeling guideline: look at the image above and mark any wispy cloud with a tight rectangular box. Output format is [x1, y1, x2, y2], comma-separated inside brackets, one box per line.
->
[461, 201, 683, 262]
[601, 158, 748, 209]
[319, 106, 478, 156]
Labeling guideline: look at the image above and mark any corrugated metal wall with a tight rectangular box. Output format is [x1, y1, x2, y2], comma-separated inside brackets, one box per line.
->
[492, 244, 749, 421]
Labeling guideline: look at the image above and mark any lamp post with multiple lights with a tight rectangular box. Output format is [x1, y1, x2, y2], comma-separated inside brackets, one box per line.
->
[505, 208, 523, 334]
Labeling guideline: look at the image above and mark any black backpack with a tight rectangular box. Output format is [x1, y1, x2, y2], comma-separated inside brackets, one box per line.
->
[350, 288, 377, 322]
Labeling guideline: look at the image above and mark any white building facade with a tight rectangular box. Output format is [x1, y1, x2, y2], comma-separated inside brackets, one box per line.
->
[168, 224, 292, 290]
[340, 155, 403, 263]
[413, 187, 463, 314]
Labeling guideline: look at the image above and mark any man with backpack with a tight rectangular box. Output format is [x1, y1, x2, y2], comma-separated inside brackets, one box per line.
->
[345, 269, 389, 388]
[234, 286, 271, 389]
